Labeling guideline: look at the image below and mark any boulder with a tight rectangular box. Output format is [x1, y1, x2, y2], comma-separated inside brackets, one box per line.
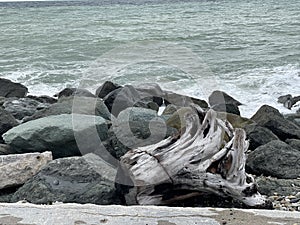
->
[0, 151, 52, 189]
[3, 114, 108, 159]
[95, 81, 122, 99]
[256, 176, 300, 196]
[216, 112, 254, 128]
[208, 90, 242, 107]
[0, 78, 28, 98]
[103, 85, 151, 116]
[285, 139, 300, 151]
[103, 107, 177, 160]
[246, 140, 300, 179]
[27, 95, 57, 104]
[3, 98, 51, 120]
[54, 88, 95, 98]
[251, 105, 300, 141]
[0, 108, 18, 143]
[11, 154, 122, 205]
[166, 107, 197, 130]
[211, 103, 240, 115]
[24, 96, 111, 122]
[0, 144, 16, 155]
[135, 83, 165, 106]
[245, 124, 279, 150]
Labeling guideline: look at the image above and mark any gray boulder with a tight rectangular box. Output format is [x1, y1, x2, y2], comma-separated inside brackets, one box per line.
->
[3, 98, 51, 120]
[103, 107, 177, 160]
[27, 95, 57, 104]
[103, 85, 152, 116]
[11, 154, 122, 205]
[208, 90, 242, 107]
[0, 108, 18, 143]
[0, 78, 28, 98]
[0, 144, 16, 155]
[95, 81, 121, 99]
[24, 96, 111, 122]
[256, 176, 300, 196]
[3, 114, 108, 159]
[0, 151, 52, 189]
[54, 88, 95, 98]
[245, 124, 279, 150]
[246, 140, 300, 179]
[285, 139, 300, 151]
[211, 103, 240, 115]
[251, 105, 300, 141]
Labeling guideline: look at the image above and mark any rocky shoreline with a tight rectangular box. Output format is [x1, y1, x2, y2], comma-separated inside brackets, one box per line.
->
[0, 78, 299, 211]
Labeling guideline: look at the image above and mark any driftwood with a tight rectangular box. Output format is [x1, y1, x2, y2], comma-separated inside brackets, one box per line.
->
[119, 105, 268, 208]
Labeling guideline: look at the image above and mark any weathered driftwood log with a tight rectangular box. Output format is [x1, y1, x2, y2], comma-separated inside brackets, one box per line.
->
[119, 105, 268, 208]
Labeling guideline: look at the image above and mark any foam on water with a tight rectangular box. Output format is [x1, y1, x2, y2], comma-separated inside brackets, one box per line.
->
[208, 64, 300, 118]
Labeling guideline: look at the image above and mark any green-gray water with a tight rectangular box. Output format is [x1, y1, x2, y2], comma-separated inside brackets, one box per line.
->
[0, 0, 299, 117]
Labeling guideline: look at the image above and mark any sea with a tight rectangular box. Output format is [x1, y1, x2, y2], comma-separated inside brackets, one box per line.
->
[0, 0, 299, 117]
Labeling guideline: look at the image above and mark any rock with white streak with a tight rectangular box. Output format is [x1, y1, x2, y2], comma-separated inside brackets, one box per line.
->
[0, 151, 52, 189]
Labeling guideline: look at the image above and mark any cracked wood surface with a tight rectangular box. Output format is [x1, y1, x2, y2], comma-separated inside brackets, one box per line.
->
[120, 106, 268, 207]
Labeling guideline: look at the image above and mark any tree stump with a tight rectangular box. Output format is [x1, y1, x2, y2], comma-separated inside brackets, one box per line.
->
[119, 105, 269, 208]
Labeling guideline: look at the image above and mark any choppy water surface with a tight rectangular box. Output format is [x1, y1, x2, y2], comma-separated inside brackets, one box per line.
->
[0, 0, 299, 117]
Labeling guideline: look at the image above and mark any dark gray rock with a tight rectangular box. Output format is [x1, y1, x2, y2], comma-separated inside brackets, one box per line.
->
[208, 90, 242, 107]
[3, 98, 51, 120]
[24, 96, 111, 122]
[103, 107, 177, 160]
[0, 78, 28, 98]
[0, 186, 20, 203]
[0, 108, 18, 143]
[0, 144, 16, 155]
[285, 139, 300, 151]
[27, 95, 57, 104]
[11, 154, 122, 205]
[246, 140, 300, 179]
[211, 103, 240, 115]
[191, 97, 209, 109]
[103, 85, 152, 116]
[256, 176, 300, 196]
[245, 124, 279, 150]
[3, 114, 108, 159]
[251, 105, 300, 141]
[54, 88, 95, 99]
[95, 81, 122, 99]
[278, 94, 292, 104]
[135, 83, 165, 106]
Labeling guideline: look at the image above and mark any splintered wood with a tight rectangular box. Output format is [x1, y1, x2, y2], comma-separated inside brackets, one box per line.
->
[119, 105, 268, 208]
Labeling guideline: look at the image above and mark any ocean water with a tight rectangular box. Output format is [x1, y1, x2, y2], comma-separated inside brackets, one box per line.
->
[0, 0, 299, 117]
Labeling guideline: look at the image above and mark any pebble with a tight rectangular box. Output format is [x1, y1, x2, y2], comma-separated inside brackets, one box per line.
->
[268, 195, 300, 211]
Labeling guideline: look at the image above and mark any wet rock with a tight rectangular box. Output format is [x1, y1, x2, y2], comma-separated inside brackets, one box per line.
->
[251, 105, 300, 141]
[208, 90, 242, 107]
[3, 98, 51, 120]
[11, 154, 121, 205]
[247, 140, 300, 179]
[211, 103, 240, 115]
[278, 94, 300, 110]
[256, 176, 300, 196]
[3, 114, 108, 159]
[24, 96, 111, 122]
[96, 81, 122, 99]
[54, 88, 95, 99]
[245, 124, 279, 150]
[0, 152, 52, 189]
[0, 78, 28, 98]
[0, 108, 18, 143]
